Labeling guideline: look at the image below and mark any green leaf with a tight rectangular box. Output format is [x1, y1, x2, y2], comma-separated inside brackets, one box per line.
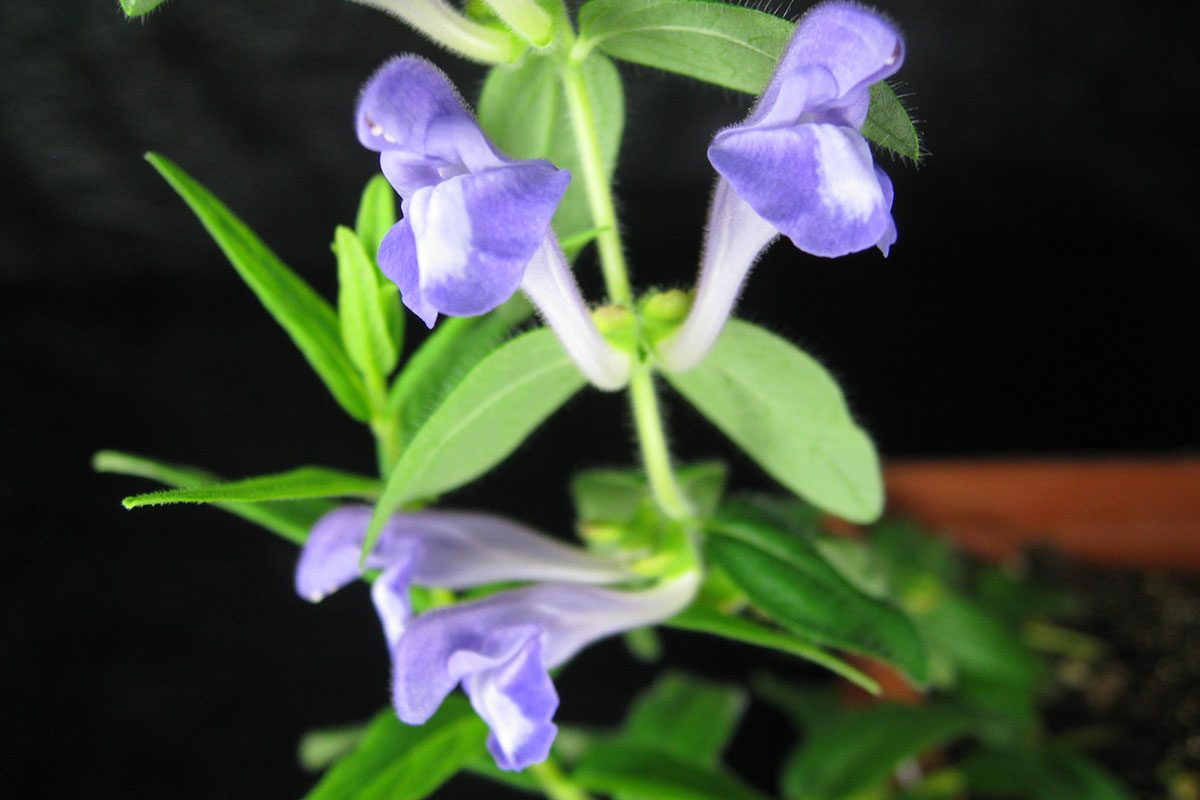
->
[305, 700, 486, 800]
[120, 0, 170, 17]
[572, 461, 727, 524]
[387, 294, 533, 445]
[478, 52, 624, 244]
[863, 82, 922, 162]
[298, 724, 368, 772]
[667, 605, 880, 694]
[577, 0, 793, 94]
[621, 671, 747, 767]
[355, 174, 397, 260]
[574, 743, 771, 800]
[146, 153, 371, 422]
[366, 327, 586, 555]
[960, 746, 1134, 800]
[664, 319, 883, 523]
[706, 507, 928, 684]
[335, 226, 399, 381]
[121, 466, 382, 508]
[93, 450, 330, 545]
[353, 175, 405, 361]
[781, 702, 977, 800]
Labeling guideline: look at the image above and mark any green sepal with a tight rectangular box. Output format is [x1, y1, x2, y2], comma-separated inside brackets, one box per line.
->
[304, 700, 486, 800]
[120, 0, 170, 17]
[93, 450, 330, 546]
[365, 327, 587, 558]
[577, 0, 792, 94]
[663, 319, 883, 523]
[120, 466, 382, 508]
[145, 153, 371, 422]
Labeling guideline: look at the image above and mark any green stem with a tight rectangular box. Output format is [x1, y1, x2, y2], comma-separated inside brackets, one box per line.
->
[558, 26, 690, 521]
[529, 759, 593, 800]
[559, 59, 633, 307]
[628, 363, 693, 519]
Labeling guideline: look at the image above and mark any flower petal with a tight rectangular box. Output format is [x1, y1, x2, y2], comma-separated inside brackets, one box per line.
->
[295, 505, 632, 604]
[411, 162, 569, 318]
[710, 122, 893, 257]
[519, 237, 631, 391]
[775, 2, 905, 99]
[377, 218, 439, 328]
[294, 506, 375, 602]
[462, 635, 558, 771]
[390, 576, 697, 766]
[356, 56, 472, 156]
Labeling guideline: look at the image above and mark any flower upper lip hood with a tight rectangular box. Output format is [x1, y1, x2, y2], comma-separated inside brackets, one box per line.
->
[357, 56, 569, 328]
[658, 3, 905, 373]
[708, 2, 904, 258]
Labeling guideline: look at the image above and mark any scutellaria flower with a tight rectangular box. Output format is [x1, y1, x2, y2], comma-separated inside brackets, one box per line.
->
[297, 505, 696, 770]
[358, 56, 629, 389]
[659, 2, 904, 372]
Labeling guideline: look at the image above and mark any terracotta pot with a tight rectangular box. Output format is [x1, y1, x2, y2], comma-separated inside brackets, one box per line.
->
[882, 458, 1200, 571]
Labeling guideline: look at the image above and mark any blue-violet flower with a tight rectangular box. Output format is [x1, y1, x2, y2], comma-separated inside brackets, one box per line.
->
[358, 56, 629, 389]
[658, 3, 904, 372]
[297, 505, 696, 770]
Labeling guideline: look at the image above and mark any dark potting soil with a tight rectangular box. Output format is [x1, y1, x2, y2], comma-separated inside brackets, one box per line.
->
[1030, 552, 1200, 798]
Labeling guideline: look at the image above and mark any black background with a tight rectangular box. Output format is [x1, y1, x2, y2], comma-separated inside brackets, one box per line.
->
[3, 0, 1197, 796]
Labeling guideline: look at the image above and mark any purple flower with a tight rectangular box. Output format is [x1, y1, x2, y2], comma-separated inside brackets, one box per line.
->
[358, 56, 567, 328]
[358, 57, 630, 389]
[296, 506, 697, 770]
[390, 576, 698, 770]
[296, 505, 633, 643]
[658, 3, 904, 372]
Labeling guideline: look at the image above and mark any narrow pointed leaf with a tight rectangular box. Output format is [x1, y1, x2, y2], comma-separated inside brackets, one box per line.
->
[387, 294, 533, 444]
[366, 327, 586, 556]
[574, 743, 771, 800]
[354, 175, 405, 360]
[354, 174, 397, 261]
[120, 0, 170, 16]
[145, 153, 370, 422]
[577, 0, 792, 94]
[664, 319, 883, 523]
[863, 82, 922, 162]
[668, 605, 880, 694]
[305, 700, 486, 800]
[478, 52, 623, 245]
[93, 450, 331, 545]
[706, 510, 928, 684]
[121, 466, 382, 508]
[335, 226, 398, 380]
